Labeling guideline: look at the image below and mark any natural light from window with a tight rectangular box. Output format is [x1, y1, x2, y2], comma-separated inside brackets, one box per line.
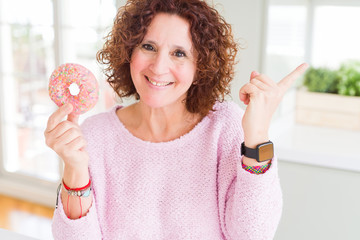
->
[312, 6, 360, 68]
[0, 0, 116, 182]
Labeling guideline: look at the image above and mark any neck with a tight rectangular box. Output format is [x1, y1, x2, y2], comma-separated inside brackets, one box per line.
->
[132, 101, 199, 142]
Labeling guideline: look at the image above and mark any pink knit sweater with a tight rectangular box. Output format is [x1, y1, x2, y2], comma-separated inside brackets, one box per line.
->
[52, 101, 283, 240]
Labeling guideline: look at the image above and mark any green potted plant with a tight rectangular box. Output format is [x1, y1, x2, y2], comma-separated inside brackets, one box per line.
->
[303, 67, 339, 93]
[337, 61, 360, 96]
[296, 61, 360, 130]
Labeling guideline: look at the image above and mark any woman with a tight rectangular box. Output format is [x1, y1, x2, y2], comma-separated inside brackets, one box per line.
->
[46, 0, 307, 239]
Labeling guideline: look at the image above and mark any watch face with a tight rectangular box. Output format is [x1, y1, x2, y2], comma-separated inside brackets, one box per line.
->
[258, 142, 274, 162]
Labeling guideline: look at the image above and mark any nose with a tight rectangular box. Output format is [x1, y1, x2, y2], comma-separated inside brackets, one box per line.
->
[149, 52, 171, 75]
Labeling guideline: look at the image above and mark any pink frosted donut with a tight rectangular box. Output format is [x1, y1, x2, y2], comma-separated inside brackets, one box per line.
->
[49, 63, 99, 114]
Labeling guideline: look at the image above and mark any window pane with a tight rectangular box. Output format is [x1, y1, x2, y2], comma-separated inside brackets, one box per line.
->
[0, 6, 58, 181]
[264, 3, 307, 117]
[1, 73, 59, 181]
[62, 0, 116, 28]
[265, 5, 307, 80]
[60, 0, 120, 115]
[2, 0, 53, 26]
[312, 6, 360, 68]
[62, 27, 101, 63]
[11, 25, 55, 76]
[0, 0, 118, 183]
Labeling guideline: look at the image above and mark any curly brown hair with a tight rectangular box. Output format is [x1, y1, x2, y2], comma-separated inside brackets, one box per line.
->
[97, 0, 238, 117]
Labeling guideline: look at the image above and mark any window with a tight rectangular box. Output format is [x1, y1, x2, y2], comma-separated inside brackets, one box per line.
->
[263, 0, 360, 117]
[0, 0, 118, 205]
[312, 5, 360, 68]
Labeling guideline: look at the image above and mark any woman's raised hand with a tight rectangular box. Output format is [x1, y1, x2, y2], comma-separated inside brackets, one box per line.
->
[45, 103, 92, 218]
[44, 103, 89, 171]
[239, 63, 308, 147]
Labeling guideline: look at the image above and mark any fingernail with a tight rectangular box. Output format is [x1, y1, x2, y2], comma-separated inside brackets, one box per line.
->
[250, 71, 260, 79]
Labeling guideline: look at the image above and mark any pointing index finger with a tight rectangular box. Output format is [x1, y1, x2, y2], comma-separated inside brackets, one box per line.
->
[278, 63, 309, 92]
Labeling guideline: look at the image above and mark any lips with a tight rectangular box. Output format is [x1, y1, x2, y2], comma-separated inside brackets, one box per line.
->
[145, 76, 173, 87]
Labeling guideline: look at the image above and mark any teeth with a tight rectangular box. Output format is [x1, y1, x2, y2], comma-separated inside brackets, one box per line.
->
[147, 76, 171, 86]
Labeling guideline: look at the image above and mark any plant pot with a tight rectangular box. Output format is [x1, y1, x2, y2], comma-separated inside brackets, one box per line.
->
[296, 89, 360, 130]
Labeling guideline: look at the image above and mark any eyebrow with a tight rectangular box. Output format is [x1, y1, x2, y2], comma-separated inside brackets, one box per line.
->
[144, 40, 192, 53]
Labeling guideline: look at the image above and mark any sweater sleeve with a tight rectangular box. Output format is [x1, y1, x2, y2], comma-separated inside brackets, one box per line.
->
[216, 103, 283, 240]
[51, 191, 102, 239]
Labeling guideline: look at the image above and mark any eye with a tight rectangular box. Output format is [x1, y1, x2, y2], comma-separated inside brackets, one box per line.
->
[141, 43, 155, 51]
[173, 50, 186, 58]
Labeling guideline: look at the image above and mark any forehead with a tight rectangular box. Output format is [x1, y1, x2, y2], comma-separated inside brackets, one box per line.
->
[144, 13, 193, 49]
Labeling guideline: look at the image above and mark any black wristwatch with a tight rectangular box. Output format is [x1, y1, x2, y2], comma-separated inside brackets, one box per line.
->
[241, 141, 274, 162]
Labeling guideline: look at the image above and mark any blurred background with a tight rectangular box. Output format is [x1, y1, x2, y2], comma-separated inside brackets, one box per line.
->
[0, 0, 359, 239]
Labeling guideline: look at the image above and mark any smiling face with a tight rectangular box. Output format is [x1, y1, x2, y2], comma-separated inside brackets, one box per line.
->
[130, 13, 197, 110]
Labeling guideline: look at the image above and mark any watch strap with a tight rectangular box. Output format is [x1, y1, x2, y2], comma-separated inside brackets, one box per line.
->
[241, 142, 258, 159]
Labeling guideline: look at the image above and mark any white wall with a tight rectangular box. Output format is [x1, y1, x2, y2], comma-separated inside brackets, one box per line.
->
[215, 0, 265, 107]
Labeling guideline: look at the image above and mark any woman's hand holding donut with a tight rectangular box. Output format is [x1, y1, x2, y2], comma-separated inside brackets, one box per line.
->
[44, 103, 89, 185]
[239, 63, 308, 150]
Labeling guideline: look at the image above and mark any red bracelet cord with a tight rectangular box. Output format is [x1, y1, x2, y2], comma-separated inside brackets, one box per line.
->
[66, 195, 82, 219]
[63, 179, 91, 219]
[62, 179, 91, 191]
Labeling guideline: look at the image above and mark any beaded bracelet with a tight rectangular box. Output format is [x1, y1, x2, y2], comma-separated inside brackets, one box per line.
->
[242, 162, 271, 175]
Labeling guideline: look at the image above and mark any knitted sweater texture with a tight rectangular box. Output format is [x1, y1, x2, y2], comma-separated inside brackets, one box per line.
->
[52, 101, 283, 240]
